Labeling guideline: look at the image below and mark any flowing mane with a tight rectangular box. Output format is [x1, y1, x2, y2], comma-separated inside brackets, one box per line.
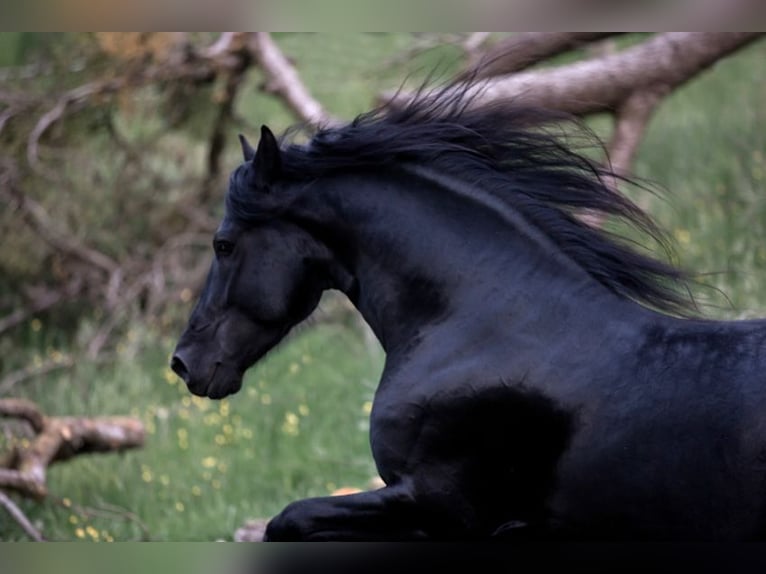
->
[228, 82, 694, 315]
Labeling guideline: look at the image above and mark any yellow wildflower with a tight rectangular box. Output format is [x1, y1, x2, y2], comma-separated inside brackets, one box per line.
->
[201, 456, 217, 469]
[86, 526, 100, 541]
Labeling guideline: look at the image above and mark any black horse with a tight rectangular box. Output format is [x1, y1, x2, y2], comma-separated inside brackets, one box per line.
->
[171, 84, 766, 541]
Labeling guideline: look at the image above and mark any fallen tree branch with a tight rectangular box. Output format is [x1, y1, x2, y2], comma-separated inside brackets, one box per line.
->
[385, 33, 763, 117]
[0, 399, 46, 432]
[27, 78, 124, 175]
[200, 59, 249, 203]
[382, 32, 763, 188]
[462, 32, 492, 55]
[465, 32, 622, 78]
[1, 161, 118, 275]
[608, 89, 665, 176]
[1, 33, 337, 372]
[0, 399, 145, 498]
[200, 31, 250, 67]
[25, 33, 253, 174]
[249, 32, 336, 128]
[577, 89, 668, 230]
[0, 490, 45, 541]
[25, 32, 330, 173]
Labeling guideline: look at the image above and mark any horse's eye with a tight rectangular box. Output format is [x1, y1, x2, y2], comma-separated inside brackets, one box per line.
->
[214, 239, 235, 257]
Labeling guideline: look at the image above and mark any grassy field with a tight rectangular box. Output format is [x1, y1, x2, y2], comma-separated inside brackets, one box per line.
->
[2, 34, 766, 541]
[633, 42, 766, 316]
[5, 318, 383, 541]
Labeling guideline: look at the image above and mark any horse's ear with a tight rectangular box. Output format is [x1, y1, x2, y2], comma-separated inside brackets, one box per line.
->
[252, 125, 282, 189]
[238, 133, 256, 162]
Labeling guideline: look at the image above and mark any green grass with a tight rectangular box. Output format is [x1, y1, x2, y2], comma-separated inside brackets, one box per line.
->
[631, 39, 766, 316]
[2, 319, 383, 541]
[3, 34, 766, 541]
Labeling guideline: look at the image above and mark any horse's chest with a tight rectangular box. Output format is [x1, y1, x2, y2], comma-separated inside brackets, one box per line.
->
[368, 401, 425, 483]
[369, 383, 575, 490]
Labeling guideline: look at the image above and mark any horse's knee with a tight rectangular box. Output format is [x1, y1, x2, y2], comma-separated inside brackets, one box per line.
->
[263, 488, 430, 541]
[264, 500, 312, 541]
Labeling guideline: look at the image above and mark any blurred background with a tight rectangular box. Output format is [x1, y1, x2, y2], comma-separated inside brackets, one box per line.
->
[1, 32, 765, 541]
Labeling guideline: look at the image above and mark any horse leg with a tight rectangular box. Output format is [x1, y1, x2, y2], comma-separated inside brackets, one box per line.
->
[369, 382, 576, 539]
[263, 483, 428, 541]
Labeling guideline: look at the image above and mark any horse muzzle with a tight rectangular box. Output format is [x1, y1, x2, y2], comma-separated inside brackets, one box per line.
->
[170, 345, 243, 400]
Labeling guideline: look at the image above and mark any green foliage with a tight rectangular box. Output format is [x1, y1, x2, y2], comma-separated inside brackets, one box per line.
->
[0, 33, 22, 66]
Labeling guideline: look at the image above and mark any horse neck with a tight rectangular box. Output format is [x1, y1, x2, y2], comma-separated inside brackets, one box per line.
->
[288, 167, 640, 354]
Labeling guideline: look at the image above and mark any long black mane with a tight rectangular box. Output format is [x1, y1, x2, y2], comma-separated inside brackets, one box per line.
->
[229, 83, 694, 315]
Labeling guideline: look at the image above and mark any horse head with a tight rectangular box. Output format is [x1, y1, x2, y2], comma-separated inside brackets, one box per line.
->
[171, 128, 335, 399]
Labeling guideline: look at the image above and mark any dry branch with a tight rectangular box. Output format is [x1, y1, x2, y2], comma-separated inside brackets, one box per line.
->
[608, 89, 665, 176]
[387, 33, 762, 117]
[27, 79, 124, 175]
[24, 33, 255, 174]
[0, 33, 255, 347]
[0, 399, 145, 498]
[463, 32, 492, 55]
[1, 161, 118, 275]
[383, 32, 763, 182]
[201, 54, 250, 203]
[466, 32, 621, 77]
[0, 490, 45, 541]
[24, 32, 332, 169]
[249, 33, 336, 128]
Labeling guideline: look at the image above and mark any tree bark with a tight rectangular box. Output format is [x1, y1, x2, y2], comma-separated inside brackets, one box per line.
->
[466, 32, 622, 77]
[0, 399, 145, 498]
[608, 89, 665, 176]
[386, 33, 763, 117]
[0, 490, 45, 541]
[382, 32, 763, 186]
[249, 33, 336, 128]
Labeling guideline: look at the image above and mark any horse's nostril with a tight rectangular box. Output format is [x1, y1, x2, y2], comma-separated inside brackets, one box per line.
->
[170, 355, 190, 383]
